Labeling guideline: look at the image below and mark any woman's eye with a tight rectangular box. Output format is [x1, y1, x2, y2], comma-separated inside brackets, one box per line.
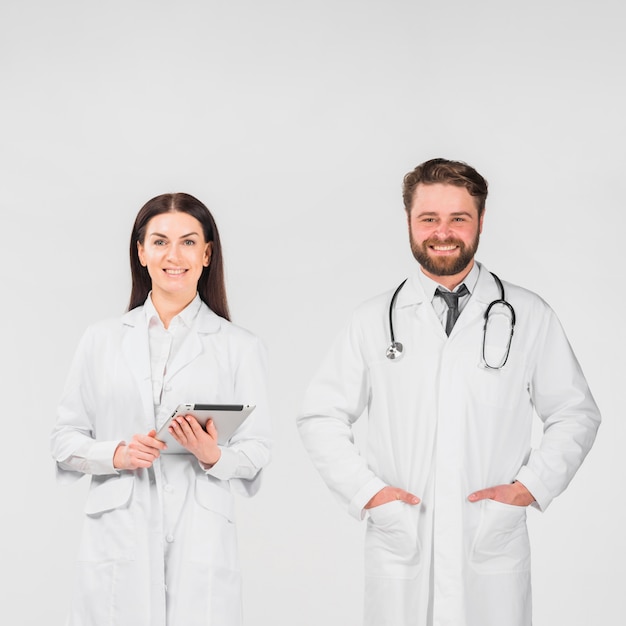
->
[154, 239, 166, 246]
[183, 239, 195, 246]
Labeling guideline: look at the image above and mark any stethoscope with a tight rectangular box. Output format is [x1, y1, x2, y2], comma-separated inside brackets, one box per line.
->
[386, 272, 516, 369]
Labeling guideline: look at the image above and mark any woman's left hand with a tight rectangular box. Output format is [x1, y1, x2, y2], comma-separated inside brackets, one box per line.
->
[168, 415, 221, 466]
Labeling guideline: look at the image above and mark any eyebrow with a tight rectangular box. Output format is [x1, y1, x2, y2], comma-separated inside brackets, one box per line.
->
[148, 231, 201, 239]
[415, 211, 475, 218]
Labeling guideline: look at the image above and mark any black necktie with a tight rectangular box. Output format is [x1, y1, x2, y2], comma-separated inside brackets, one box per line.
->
[435, 284, 469, 335]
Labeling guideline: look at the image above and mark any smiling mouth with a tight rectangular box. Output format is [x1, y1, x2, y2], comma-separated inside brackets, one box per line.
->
[430, 244, 459, 252]
[164, 269, 187, 275]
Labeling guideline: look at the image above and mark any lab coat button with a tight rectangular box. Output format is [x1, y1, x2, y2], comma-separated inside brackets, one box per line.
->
[166, 534, 174, 543]
[164, 484, 173, 493]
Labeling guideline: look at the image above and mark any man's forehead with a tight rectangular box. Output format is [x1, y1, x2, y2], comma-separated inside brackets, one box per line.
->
[411, 183, 478, 209]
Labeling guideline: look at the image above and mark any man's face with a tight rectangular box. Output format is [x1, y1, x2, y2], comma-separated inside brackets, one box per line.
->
[408, 183, 484, 281]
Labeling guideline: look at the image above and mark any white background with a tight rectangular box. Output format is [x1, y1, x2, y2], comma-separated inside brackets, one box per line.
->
[1, 1, 624, 625]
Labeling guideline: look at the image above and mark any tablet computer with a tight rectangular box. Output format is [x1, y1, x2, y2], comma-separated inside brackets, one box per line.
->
[156, 403, 255, 454]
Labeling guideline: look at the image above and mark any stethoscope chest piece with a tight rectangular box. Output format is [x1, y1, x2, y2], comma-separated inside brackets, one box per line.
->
[386, 279, 408, 360]
[386, 341, 404, 360]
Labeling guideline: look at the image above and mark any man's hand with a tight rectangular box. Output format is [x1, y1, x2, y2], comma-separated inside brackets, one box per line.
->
[468, 480, 535, 506]
[364, 486, 421, 509]
[113, 429, 166, 470]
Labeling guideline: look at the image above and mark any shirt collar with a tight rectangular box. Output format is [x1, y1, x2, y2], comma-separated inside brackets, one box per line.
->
[143, 292, 203, 329]
[417, 261, 481, 301]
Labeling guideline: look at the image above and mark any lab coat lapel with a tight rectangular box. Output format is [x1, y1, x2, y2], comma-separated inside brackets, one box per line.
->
[164, 303, 222, 382]
[121, 307, 155, 425]
[396, 263, 503, 339]
[395, 271, 448, 337]
[450, 262, 501, 336]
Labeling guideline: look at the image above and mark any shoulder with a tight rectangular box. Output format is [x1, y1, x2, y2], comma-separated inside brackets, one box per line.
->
[499, 277, 554, 314]
[81, 312, 132, 339]
[199, 303, 267, 352]
[332, 287, 396, 348]
[66, 312, 132, 361]
[478, 264, 553, 313]
[493, 274, 566, 340]
[221, 317, 264, 347]
[353, 288, 395, 320]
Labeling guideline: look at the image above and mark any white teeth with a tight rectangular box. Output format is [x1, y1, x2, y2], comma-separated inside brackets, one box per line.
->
[165, 269, 186, 275]
[432, 245, 456, 251]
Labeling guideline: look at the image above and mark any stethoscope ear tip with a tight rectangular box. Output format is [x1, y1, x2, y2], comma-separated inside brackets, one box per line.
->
[386, 342, 404, 360]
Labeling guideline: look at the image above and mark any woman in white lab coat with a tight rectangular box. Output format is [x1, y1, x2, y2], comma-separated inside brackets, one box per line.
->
[51, 193, 271, 626]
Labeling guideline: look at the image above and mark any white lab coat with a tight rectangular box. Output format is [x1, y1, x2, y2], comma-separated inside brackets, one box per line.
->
[298, 264, 600, 626]
[51, 302, 272, 626]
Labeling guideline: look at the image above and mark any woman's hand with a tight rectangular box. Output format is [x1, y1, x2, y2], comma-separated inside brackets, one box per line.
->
[113, 429, 166, 470]
[168, 415, 222, 467]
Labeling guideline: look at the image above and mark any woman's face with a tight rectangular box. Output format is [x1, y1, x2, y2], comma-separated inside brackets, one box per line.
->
[137, 211, 212, 304]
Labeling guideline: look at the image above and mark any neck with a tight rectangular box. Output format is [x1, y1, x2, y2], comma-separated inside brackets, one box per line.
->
[421, 259, 474, 291]
[151, 290, 196, 329]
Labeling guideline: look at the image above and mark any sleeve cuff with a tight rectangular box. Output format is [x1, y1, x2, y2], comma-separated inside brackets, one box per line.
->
[201, 446, 239, 480]
[91, 440, 123, 475]
[515, 466, 553, 511]
[349, 477, 388, 521]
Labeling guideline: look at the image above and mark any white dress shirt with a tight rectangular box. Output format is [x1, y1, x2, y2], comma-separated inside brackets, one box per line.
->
[417, 261, 480, 330]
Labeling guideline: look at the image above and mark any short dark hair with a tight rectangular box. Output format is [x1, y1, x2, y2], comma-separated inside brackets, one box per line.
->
[128, 192, 230, 320]
[402, 158, 488, 216]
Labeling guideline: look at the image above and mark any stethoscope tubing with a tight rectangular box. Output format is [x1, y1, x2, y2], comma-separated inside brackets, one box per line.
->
[386, 272, 515, 368]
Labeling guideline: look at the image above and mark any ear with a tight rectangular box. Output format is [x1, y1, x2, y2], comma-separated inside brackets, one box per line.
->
[137, 241, 147, 267]
[203, 241, 213, 267]
[479, 209, 485, 234]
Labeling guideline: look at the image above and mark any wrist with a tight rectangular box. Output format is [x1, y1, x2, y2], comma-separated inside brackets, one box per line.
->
[112, 442, 127, 469]
[513, 480, 535, 506]
[200, 447, 221, 468]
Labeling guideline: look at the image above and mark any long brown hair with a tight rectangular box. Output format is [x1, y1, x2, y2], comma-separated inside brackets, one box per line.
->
[128, 193, 230, 320]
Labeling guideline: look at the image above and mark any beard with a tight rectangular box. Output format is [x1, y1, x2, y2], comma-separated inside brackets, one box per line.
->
[410, 230, 480, 277]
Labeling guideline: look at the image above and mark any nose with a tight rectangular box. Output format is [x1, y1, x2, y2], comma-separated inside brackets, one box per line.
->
[433, 221, 452, 239]
[166, 242, 183, 262]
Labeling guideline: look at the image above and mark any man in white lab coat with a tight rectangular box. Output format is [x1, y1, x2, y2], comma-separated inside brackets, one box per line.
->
[297, 158, 600, 626]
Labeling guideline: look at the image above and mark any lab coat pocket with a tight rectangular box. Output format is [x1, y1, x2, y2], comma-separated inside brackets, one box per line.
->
[192, 478, 239, 571]
[365, 500, 421, 579]
[470, 364, 520, 410]
[84, 474, 134, 515]
[194, 477, 235, 522]
[79, 475, 136, 562]
[470, 499, 530, 574]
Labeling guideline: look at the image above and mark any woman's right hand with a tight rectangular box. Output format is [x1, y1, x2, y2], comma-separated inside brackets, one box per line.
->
[113, 429, 167, 470]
